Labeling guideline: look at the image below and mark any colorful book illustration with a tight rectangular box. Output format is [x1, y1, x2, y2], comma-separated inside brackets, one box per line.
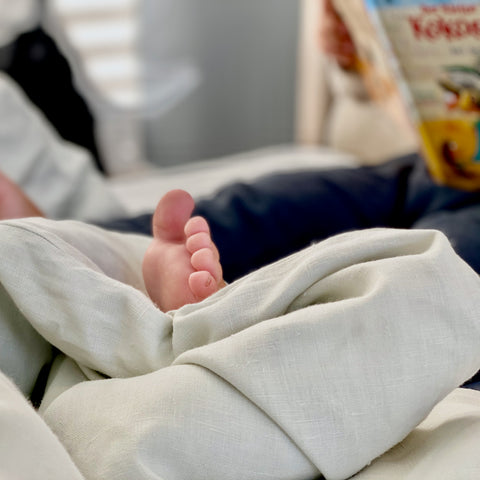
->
[333, 0, 480, 190]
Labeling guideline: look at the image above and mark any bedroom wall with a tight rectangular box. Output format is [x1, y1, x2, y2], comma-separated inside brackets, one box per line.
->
[139, 0, 300, 167]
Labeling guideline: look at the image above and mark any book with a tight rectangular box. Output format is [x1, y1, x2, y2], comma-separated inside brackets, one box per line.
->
[333, 0, 480, 190]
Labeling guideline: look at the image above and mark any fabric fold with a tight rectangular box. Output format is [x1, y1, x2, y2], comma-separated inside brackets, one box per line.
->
[0, 370, 85, 480]
[173, 228, 480, 479]
[1, 219, 480, 479]
[0, 218, 174, 379]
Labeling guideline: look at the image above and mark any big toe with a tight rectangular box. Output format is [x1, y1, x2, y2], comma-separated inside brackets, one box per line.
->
[152, 189, 195, 241]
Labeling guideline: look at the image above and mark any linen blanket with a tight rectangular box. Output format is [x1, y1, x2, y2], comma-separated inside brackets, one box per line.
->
[1, 218, 480, 480]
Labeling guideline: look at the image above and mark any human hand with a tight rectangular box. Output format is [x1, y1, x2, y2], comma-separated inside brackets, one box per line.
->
[318, 0, 357, 70]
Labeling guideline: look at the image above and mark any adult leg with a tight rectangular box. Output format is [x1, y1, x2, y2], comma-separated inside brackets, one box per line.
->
[403, 160, 480, 225]
[412, 205, 480, 275]
[95, 212, 153, 237]
[97, 154, 422, 281]
[194, 154, 419, 281]
[404, 159, 480, 272]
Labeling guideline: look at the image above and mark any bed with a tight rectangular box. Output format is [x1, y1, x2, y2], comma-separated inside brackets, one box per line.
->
[2, 30, 480, 479]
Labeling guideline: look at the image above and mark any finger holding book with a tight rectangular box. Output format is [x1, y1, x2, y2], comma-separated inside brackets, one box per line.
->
[318, 0, 357, 70]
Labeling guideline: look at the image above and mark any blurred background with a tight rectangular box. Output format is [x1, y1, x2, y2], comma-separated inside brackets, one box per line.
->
[0, 0, 417, 222]
[0, 0, 304, 175]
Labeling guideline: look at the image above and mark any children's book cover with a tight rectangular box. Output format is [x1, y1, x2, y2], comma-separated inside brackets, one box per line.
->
[334, 0, 480, 190]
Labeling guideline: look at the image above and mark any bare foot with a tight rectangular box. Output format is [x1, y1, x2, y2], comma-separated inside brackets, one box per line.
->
[142, 189, 225, 311]
[0, 171, 44, 220]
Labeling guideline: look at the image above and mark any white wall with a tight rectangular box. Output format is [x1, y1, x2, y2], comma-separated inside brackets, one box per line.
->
[140, 0, 300, 166]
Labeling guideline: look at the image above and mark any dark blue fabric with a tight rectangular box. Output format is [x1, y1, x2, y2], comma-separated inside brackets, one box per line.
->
[194, 153, 480, 281]
[96, 213, 153, 237]
[194, 155, 412, 281]
[97, 153, 480, 282]
[96, 153, 480, 387]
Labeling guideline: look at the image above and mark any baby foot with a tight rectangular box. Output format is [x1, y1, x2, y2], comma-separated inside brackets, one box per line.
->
[142, 189, 225, 311]
[0, 171, 44, 220]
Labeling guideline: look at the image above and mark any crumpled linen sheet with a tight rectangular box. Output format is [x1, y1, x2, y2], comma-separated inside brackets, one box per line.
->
[1, 218, 480, 480]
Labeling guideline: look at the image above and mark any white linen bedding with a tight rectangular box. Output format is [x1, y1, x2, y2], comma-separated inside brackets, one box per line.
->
[1, 218, 480, 480]
[106, 145, 359, 216]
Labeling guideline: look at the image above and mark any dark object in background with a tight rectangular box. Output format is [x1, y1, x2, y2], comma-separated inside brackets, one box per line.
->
[4, 27, 104, 172]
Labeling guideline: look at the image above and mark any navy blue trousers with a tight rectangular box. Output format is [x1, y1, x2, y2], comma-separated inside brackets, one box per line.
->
[100, 153, 480, 282]
[98, 152, 480, 385]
